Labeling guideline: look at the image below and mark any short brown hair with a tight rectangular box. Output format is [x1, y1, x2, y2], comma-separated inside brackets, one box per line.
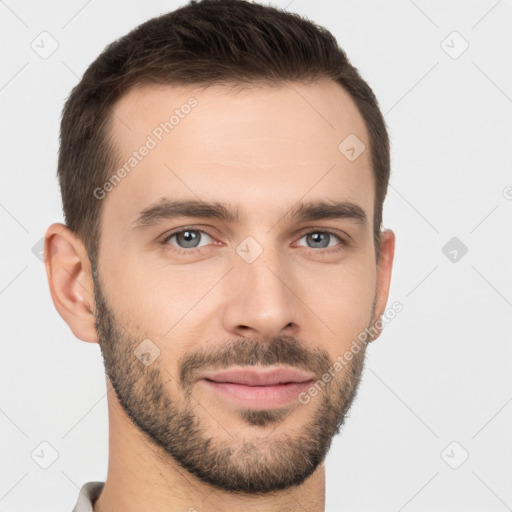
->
[58, 0, 390, 266]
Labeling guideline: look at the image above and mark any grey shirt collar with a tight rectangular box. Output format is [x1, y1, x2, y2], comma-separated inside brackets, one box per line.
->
[71, 482, 104, 512]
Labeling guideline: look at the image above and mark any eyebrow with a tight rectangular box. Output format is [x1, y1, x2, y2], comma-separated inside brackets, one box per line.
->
[130, 198, 367, 230]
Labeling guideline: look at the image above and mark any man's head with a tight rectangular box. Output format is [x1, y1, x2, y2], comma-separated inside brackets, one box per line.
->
[45, 0, 395, 497]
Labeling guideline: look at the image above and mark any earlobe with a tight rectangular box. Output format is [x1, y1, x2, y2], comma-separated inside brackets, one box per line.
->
[44, 223, 99, 344]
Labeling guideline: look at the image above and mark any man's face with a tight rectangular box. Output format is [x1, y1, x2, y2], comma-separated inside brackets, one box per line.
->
[92, 79, 387, 493]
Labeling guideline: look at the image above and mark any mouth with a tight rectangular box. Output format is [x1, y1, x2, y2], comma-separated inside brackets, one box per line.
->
[197, 366, 316, 409]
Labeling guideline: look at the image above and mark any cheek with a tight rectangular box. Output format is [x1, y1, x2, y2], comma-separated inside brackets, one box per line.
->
[101, 251, 219, 338]
[300, 260, 377, 342]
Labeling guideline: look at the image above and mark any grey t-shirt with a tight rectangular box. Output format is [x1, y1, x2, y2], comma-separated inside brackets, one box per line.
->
[71, 482, 104, 512]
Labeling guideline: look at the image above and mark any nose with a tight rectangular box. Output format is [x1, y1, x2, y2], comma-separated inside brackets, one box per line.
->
[221, 246, 300, 340]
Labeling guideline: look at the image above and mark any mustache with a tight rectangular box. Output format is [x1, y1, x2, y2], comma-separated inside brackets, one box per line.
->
[178, 335, 332, 389]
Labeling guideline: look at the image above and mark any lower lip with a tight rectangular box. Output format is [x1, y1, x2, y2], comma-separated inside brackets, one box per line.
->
[200, 379, 314, 409]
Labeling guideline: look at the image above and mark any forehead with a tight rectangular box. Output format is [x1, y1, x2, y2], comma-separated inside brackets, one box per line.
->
[103, 79, 374, 230]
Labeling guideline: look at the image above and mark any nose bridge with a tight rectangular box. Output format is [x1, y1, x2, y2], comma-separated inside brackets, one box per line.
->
[222, 238, 298, 336]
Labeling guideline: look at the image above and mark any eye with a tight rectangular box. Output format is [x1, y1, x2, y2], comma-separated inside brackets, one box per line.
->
[162, 228, 214, 252]
[160, 227, 348, 256]
[295, 230, 346, 251]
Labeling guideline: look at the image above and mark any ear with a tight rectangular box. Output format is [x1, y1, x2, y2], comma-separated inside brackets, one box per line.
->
[370, 228, 396, 341]
[44, 223, 98, 344]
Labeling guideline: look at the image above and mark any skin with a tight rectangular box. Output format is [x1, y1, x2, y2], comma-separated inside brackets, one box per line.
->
[44, 78, 395, 512]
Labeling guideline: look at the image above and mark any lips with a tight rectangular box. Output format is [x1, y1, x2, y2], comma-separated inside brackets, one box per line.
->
[197, 367, 317, 409]
[197, 367, 316, 386]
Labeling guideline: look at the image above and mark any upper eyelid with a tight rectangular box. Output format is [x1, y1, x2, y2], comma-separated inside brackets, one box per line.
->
[162, 227, 214, 242]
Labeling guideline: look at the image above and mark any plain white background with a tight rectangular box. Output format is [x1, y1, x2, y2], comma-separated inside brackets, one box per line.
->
[1, 1, 511, 510]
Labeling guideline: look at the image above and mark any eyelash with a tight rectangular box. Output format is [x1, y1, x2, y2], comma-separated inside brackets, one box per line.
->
[160, 227, 348, 256]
